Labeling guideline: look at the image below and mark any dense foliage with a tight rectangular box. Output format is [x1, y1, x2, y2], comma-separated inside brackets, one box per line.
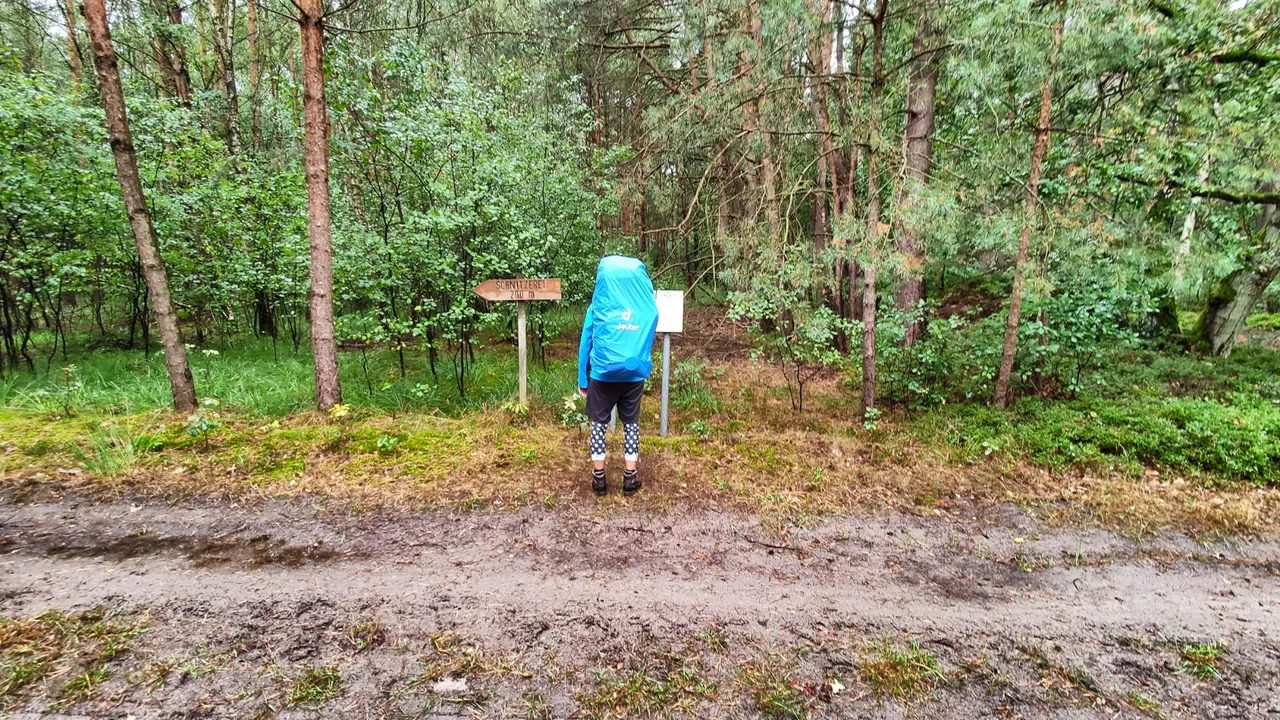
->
[0, 0, 1277, 459]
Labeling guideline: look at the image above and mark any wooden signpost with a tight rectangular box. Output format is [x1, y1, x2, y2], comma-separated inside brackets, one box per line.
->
[473, 278, 562, 406]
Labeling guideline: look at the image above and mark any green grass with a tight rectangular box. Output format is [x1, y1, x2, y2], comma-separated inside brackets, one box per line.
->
[737, 657, 805, 720]
[1179, 641, 1227, 680]
[859, 637, 945, 703]
[0, 609, 146, 710]
[0, 337, 579, 418]
[5, 332, 1279, 489]
[287, 665, 344, 708]
[1126, 690, 1166, 718]
[579, 653, 717, 718]
[57, 666, 108, 708]
[889, 335, 1280, 484]
[1246, 312, 1280, 331]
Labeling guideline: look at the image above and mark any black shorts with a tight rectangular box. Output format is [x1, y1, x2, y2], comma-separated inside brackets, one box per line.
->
[586, 379, 644, 425]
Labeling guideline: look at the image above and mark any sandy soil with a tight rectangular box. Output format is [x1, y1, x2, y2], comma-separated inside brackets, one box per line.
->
[1, 496, 1277, 719]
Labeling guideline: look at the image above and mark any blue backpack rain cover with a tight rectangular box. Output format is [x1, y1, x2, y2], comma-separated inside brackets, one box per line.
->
[577, 256, 659, 387]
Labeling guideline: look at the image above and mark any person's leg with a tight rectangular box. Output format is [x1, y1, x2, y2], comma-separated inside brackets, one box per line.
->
[589, 422, 607, 467]
[584, 380, 617, 494]
[617, 381, 644, 494]
[622, 422, 639, 470]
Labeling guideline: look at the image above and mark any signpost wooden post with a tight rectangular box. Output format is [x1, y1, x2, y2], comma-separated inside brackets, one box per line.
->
[472, 279, 562, 406]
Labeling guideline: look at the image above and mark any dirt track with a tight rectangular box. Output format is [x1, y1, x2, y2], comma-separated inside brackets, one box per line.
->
[2, 497, 1278, 719]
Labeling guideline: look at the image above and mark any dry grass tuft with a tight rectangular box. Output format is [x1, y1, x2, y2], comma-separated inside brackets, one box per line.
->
[0, 608, 147, 711]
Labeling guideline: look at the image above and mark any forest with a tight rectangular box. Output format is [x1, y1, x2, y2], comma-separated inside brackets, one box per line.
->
[3, 1, 1280, 717]
[0, 0, 1278, 487]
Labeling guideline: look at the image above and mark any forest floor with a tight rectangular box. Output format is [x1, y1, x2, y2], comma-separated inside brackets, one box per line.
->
[1, 496, 1278, 719]
[2, 311, 1279, 717]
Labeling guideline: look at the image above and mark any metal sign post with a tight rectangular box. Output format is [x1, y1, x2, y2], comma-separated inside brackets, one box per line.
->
[660, 332, 671, 436]
[654, 290, 684, 437]
[473, 278, 562, 406]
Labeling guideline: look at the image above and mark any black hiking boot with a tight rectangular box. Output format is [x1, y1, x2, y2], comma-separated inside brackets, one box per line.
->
[622, 468, 641, 496]
[591, 469, 607, 496]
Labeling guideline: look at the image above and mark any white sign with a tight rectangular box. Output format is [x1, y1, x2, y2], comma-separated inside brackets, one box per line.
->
[654, 290, 684, 333]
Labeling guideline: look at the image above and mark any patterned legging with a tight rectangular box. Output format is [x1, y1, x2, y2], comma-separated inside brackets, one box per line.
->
[590, 421, 640, 463]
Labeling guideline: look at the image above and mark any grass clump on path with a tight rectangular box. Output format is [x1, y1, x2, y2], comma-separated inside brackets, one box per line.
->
[0, 609, 146, 711]
[737, 656, 806, 720]
[578, 650, 718, 718]
[287, 664, 344, 707]
[1179, 641, 1228, 680]
[859, 637, 945, 704]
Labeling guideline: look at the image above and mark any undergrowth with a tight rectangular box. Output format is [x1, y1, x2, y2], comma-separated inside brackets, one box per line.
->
[3, 336, 1280, 535]
[915, 344, 1280, 485]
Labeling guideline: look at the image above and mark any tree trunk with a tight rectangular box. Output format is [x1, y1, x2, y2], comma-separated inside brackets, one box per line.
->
[860, 0, 888, 423]
[893, 7, 941, 346]
[1173, 153, 1212, 291]
[744, 0, 781, 239]
[993, 4, 1064, 410]
[211, 0, 241, 156]
[82, 0, 198, 413]
[149, 0, 192, 106]
[20, 0, 38, 74]
[1196, 198, 1279, 356]
[166, 2, 193, 106]
[246, 0, 262, 145]
[63, 0, 82, 87]
[808, 0, 835, 254]
[193, 1, 212, 89]
[842, 29, 866, 326]
[298, 0, 343, 411]
[717, 142, 731, 240]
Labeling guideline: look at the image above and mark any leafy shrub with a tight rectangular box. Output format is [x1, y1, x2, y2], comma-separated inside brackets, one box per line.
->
[184, 411, 223, 449]
[671, 358, 722, 413]
[921, 395, 1280, 484]
[879, 279, 1148, 409]
[877, 309, 1002, 409]
[687, 419, 712, 440]
[723, 238, 846, 413]
[559, 393, 589, 429]
[1246, 313, 1280, 331]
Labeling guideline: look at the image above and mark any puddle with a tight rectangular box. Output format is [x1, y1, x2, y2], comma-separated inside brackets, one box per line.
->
[42, 531, 361, 569]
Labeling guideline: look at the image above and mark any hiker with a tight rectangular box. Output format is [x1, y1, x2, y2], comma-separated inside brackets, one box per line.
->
[577, 256, 660, 496]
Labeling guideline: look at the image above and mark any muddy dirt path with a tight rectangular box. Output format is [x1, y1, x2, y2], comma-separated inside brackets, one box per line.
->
[1, 498, 1278, 719]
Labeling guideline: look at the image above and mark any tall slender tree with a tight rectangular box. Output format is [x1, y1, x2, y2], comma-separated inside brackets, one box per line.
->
[154, 1, 193, 106]
[808, 0, 835, 254]
[246, 0, 261, 145]
[993, 2, 1065, 409]
[893, 5, 941, 346]
[298, 0, 342, 410]
[82, 0, 197, 412]
[860, 0, 888, 423]
[62, 0, 81, 87]
[211, 0, 241, 155]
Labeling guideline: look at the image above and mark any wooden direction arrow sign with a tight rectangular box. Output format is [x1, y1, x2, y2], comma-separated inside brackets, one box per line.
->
[472, 278, 562, 302]
[472, 278, 562, 407]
